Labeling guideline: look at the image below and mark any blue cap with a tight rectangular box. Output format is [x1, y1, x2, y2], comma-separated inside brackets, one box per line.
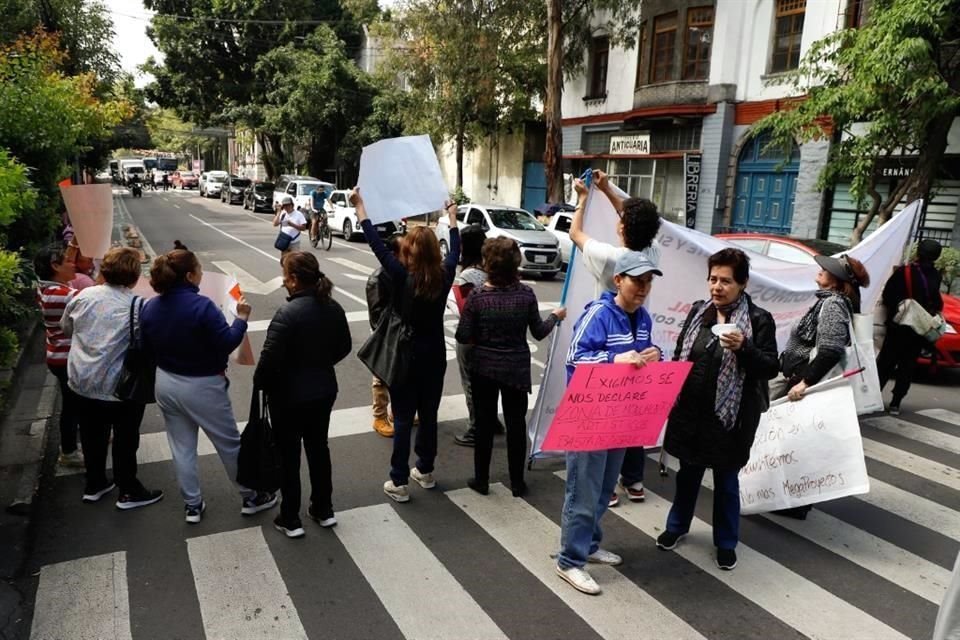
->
[614, 250, 663, 277]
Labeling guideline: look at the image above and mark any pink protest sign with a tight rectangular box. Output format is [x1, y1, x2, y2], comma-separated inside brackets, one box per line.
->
[542, 361, 692, 452]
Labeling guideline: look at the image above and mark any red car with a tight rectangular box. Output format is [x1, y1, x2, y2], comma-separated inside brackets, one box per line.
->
[718, 233, 960, 372]
[172, 170, 198, 189]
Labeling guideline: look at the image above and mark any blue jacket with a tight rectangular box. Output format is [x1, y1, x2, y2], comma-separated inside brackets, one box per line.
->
[565, 291, 658, 382]
[141, 283, 248, 377]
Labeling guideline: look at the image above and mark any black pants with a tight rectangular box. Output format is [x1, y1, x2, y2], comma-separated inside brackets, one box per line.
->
[471, 373, 528, 488]
[876, 325, 927, 404]
[271, 395, 336, 521]
[389, 356, 445, 486]
[48, 365, 79, 454]
[77, 397, 145, 493]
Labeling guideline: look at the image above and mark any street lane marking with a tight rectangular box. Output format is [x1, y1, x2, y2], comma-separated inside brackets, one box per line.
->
[861, 437, 960, 491]
[588, 474, 911, 640]
[173, 203, 181, 209]
[448, 484, 706, 640]
[187, 527, 307, 639]
[31, 552, 132, 640]
[863, 415, 960, 455]
[328, 256, 374, 275]
[335, 504, 508, 640]
[211, 260, 284, 296]
[917, 408, 960, 427]
[859, 478, 960, 541]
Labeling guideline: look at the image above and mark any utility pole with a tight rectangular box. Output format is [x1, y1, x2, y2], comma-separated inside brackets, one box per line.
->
[544, 0, 564, 204]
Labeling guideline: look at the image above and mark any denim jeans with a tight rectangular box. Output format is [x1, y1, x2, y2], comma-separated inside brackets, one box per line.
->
[388, 356, 446, 486]
[665, 459, 741, 550]
[558, 448, 626, 569]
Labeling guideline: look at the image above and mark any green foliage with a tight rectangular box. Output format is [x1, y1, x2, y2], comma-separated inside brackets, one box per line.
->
[0, 150, 36, 231]
[449, 186, 470, 205]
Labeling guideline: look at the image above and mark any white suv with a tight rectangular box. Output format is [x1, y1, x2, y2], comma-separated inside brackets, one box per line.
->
[325, 189, 401, 240]
[273, 176, 335, 211]
[200, 171, 229, 198]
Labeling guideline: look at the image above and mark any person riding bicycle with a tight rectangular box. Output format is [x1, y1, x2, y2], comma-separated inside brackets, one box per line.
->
[309, 187, 330, 245]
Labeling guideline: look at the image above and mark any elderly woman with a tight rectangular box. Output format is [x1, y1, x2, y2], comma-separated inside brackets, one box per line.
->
[455, 237, 565, 497]
[60, 247, 164, 509]
[656, 248, 778, 571]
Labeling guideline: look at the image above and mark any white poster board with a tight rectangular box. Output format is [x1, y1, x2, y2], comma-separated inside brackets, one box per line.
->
[738, 384, 869, 515]
[357, 135, 449, 224]
[60, 183, 113, 259]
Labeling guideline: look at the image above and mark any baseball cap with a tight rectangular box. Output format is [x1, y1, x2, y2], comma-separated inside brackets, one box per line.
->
[281, 195, 294, 205]
[615, 250, 663, 277]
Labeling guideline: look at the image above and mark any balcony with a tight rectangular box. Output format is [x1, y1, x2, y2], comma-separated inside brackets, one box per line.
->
[634, 80, 732, 110]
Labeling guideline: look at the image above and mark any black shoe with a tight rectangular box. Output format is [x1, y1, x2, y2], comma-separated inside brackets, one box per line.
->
[116, 487, 164, 510]
[467, 478, 489, 495]
[82, 482, 116, 503]
[185, 501, 206, 524]
[716, 548, 738, 571]
[772, 505, 811, 520]
[454, 430, 476, 447]
[308, 504, 337, 528]
[511, 481, 528, 498]
[656, 530, 684, 551]
[241, 491, 278, 515]
[888, 403, 901, 416]
[274, 515, 305, 538]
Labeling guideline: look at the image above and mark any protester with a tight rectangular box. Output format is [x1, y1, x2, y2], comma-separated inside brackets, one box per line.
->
[656, 249, 778, 569]
[273, 196, 306, 257]
[365, 234, 403, 438]
[569, 173, 662, 507]
[351, 188, 460, 503]
[64, 237, 96, 290]
[141, 243, 275, 524]
[35, 243, 83, 467]
[254, 252, 351, 538]
[451, 224, 491, 447]
[876, 239, 943, 415]
[557, 250, 662, 595]
[456, 237, 565, 497]
[60, 247, 164, 509]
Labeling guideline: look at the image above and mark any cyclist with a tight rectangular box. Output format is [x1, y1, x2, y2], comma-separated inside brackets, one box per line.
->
[309, 187, 330, 246]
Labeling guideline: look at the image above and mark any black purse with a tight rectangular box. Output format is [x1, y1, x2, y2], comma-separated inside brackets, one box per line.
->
[114, 296, 156, 404]
[357, 275, 415, 387]
[236, 390, 282, 493]
[273, 213, 298, 250]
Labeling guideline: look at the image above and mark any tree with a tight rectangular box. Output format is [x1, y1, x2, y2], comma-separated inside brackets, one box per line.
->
[753, 0, 960, 244]
[147, 108, 212, 158]
[543, 0, 642, 203]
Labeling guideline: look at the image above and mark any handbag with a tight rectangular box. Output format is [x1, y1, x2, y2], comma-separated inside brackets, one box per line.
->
[357, 275, 415, 387]
[236, 390, 282, 493]
[273, 213, 299, 251]
[807, 308, 883, 415]
[893, 266, 946, 342]
[114, 296, 156, 404]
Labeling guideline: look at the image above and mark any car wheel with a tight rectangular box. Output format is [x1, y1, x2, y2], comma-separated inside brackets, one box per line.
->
[343, 219, 353, 240]
[439, 239, 448, 258]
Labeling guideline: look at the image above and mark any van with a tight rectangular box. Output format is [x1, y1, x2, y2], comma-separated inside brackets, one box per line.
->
[119, 159, 146, 185]
[273, 176, 336, 211]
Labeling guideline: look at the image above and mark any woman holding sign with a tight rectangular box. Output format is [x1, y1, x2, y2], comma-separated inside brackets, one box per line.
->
[657, 248, 779, 571]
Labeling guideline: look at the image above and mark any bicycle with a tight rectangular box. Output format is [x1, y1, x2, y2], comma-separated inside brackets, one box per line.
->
[309, 208, 333, 250]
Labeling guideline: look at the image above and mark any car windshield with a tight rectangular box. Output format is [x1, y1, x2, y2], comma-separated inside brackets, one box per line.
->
[209, 175, 226, 183]
[254, 183, 274, 193]
[298, 183, 325, 195]
[231, 179, 251, 188]
[488, 209, 544, 231]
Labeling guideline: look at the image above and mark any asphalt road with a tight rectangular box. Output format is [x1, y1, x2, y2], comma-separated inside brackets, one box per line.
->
[18, 186, 960, 640]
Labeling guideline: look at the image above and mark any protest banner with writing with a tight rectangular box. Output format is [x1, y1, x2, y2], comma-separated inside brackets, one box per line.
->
[60, 183, 113, 259]
[357, 135, 449, 225]
[738, 383, 869, 515]
[541, 362, 692, 452]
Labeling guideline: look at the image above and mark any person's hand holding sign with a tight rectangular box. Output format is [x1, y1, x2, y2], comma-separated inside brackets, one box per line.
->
[445, 199, 458, 229]
[551, 307, 567, 322]
[236, 295, 252, 322]
[787, 380, 808, 402]
[613, 350, 648, 367]
[349, 187, 366, 221]
[638, 347, 661, 363]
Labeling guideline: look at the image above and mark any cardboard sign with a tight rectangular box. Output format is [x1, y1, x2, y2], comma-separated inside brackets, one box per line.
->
[60, 183, 113, 259]
[738, 384, 869, 515]
[357, 135, 449, 224]
[541, 361, 692, 451]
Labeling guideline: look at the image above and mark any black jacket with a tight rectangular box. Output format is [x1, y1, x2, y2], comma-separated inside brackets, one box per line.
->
[253, 290, 352, 404]
[663, 297, 779, 470]
[882, 263, 943, 321]
[365, 267, 392, 330]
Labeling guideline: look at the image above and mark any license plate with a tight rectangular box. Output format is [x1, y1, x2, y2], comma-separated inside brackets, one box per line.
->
[376, 226, 387, 233]
[534, 254, 547, 264]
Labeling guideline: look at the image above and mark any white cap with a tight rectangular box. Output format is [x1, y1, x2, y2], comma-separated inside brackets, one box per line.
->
[281, 195, 294, 205]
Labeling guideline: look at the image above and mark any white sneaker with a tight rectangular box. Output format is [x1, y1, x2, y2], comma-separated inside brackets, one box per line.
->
[383, 480, 410, 503]
[587, 549, 623, 566]
[556, 565, 601, 595]
[410, 467, 436, 489]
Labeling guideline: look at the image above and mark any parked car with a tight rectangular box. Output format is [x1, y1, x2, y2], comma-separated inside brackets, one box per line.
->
[200, 171, 229, 198]
[243, 181, 275, 213]
[436, 204, 562, 279]
[172, 170, 198, 189]
[324, 189, 399, 239]
[221, 176, 251, 205]
[272, 176, 335, 211]
[718, 232, 960, 372]
[546, 210, 573, 265]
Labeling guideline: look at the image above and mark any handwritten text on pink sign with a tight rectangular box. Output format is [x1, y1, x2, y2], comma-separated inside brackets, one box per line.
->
[542, 361, 692, 452]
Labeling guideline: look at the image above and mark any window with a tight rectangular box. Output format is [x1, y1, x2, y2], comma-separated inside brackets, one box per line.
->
[466, 209, 485, 227]
[844, 0, 866, 28]
[635, 21, 648, 88]
[683, 7, 713, 80]
[651, 13, 678, 83]
[771, 0, 806, 73]
[588, 37, 610, 98]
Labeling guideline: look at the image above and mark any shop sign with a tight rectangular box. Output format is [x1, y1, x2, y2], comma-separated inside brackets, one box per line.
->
[609, 133, 650, 155]
[684, 153, 702, 229]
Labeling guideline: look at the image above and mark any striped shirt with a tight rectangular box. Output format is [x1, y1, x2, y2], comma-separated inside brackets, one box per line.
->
[37, 280, 76, 367]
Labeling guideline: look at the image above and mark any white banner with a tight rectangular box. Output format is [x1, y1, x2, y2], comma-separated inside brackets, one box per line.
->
[739, 383, 869, 514]
[357, 135, 449, 224]
[528, 188, 921, 459]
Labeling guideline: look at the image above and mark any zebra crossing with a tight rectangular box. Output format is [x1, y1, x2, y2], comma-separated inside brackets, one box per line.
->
[28, 405, 959, 640]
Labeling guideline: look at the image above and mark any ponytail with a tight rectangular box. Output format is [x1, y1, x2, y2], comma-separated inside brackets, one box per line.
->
[150, 242, 200, 294]
[283, 251, 333, 303]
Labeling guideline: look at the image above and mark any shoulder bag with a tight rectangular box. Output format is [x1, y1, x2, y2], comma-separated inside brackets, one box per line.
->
[893, 266, 946, 342]
[236, 389, 282, 492]
[357, 274, 415, 387]
[274, 213, 299, 251]
[114, 296, 156, 404]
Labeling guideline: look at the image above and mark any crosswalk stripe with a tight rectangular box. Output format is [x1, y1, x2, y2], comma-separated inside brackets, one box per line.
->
[30, 551, 132, 640]
[328, 256, 375, 275]
[917, 408, 960, 427]
[863, 415, 960, 455]
[187, 527, 307, 639]
[592, 477, 911, 640]
[335, 503, 509, 640]
[656, 455, 950, 604]
[861, 437, 960, 491]
[448, 484, 706, 640]
[856, 478, 960, 541]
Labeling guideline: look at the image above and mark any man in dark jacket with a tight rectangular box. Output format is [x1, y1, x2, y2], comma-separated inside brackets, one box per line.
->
[876, 238, 944, 415]
[366, 234, 403, 437]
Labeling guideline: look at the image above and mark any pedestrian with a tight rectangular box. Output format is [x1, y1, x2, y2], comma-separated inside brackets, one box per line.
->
[451, 224, 491, 447]
[60, 247, 164, 509]
[273, 196, 306, 257]
[162, 172, 170, 191]
[876, 239, 943, 415]
[351, 188, 461, 503]
[456, 237, 565, 496]
[656, 248, 778, 569]
[556, 250, 663, 595]
[568, 172, 662, 507]
[254, 252, 351, 538]
[366, 233, 403, 438]
[140, 243, 276, 524]
[64, 237, 96, 290]
[34, 243, 83, 467]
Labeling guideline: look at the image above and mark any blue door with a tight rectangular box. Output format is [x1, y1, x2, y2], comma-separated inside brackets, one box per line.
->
[732, 134, 799, 234]
[522, 162, 547, 211]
